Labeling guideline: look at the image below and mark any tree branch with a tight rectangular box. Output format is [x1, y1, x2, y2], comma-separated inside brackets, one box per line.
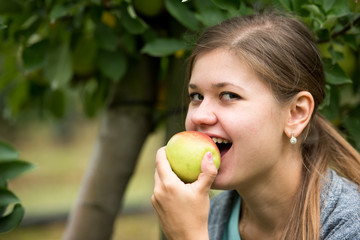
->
[317, 15, 360, 44]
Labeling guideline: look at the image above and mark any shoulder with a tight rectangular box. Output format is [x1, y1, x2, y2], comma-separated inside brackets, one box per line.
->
[208, 190, 237, 240]
[320, 169, 360, 240]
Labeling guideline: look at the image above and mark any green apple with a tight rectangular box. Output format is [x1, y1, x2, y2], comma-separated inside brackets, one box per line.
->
[133, 0, 164, 17]
[165, 131, 221, 183]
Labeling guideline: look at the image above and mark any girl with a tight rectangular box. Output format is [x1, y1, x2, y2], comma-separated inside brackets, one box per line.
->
[152, 12, 360, 240]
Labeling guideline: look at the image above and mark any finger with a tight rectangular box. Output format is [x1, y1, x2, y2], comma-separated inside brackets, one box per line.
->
[151, 193, 158, 209]
[155, 146, 179, 183]
[153, 168, 160, 187]
[195, 152, 218, 192]
[152, 169, 166, 212]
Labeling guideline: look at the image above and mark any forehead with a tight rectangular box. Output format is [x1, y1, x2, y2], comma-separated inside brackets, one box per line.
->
[189, 48, 266, 91]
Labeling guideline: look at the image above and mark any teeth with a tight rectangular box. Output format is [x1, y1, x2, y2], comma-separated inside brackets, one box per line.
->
[212, 137, 230, 144]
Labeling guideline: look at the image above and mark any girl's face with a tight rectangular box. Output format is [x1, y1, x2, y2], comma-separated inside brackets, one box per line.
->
[185, 48, 292, 190]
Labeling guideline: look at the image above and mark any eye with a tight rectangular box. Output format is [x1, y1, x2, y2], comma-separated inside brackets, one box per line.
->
[220, 92, 241, 101]
[189, 92, 204, 102]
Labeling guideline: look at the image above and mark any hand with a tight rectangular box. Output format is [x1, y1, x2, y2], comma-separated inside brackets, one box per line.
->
[151, 147, 218, 240]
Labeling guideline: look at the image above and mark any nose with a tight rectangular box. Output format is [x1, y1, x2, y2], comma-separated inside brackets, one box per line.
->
[189, 101, 217, 127]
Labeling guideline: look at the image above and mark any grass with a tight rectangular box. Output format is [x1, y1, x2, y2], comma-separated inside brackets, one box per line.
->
[2, 116, 165, 240]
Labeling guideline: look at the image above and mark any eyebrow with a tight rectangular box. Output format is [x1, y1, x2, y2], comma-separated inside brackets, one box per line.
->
[188, 83, 197, 89]
[188, 82, 243, 90]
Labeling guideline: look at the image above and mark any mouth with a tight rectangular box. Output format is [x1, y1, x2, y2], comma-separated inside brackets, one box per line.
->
[212, 137, 232, 158]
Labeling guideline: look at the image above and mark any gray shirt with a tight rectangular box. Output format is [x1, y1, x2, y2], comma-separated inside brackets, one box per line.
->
[208, 169, 360, 240]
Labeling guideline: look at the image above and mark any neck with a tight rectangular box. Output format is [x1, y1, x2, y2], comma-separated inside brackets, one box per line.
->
[236, 151, 303, 238]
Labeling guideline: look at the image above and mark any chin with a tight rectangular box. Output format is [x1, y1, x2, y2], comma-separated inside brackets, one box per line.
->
[210, 174, 234, 191]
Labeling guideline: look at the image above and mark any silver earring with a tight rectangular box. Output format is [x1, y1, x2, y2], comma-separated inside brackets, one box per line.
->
[290, 132, 297, 145]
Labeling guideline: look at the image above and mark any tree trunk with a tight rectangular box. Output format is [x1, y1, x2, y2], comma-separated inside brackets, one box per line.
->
[165, 57, 187, 139]
[63, 55, 158, 240]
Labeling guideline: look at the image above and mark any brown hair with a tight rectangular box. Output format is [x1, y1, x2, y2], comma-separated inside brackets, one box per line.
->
[187, 12, 360, 240]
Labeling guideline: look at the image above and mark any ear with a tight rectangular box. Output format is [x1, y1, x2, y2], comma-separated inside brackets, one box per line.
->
[284, 91, 314, 139]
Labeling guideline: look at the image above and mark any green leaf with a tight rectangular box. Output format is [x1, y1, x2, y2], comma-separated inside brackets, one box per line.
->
[0, 206, 7, 217]
[0, 161, 35, 181]
[141, 38, 188, 57]
[8, 79, 29, 117]
[323, 59, 352, 85]
[0, 141, 18, 161]
[0, 188, 20, 207]
[194, 0, 217, 9]
[328, 45, 344, 64]
[0, 204, 24, 233]
[322, 0, 336, 13]
[238, 1, 253, 15]
[343, 34, 358, 51]
[275, 0, 292, 11]
[0, 179, 7, 188]
[318, 84, 331, 110]
[95, 23, 118, 51]
[22, 40, 48, 71]
[120, 5, 148, 35]
[47, 89, 66, 119]
[82, 78, 107, 118]
[319, 85, 340, 121]
[195, 7, 228, 27]
[0, 44, 18, 90]
[321, 15, 337, 31]
[73, 36, 98, 75]
[49, 4, 69, 23]
[211, 0, 240, 11]
[165, 0, 200, 31]
[97, 49, 127, 82]
[82, 79, 98, 117]
[328, 1, 351, 18]
[320, 85, 340, 123]
[290, 0, 308, 14]
[343, 111, 360, 146]
[302, 4, 323, 18]
[0, 24, 7, 30]
[44, 41, 73, 89]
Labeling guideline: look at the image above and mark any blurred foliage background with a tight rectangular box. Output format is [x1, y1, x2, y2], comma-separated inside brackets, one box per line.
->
[3, 118, 163, 239]
[0, 0, 359, 239]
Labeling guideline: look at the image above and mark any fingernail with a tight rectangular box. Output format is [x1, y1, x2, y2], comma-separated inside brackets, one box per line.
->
[206, 152, 213, 161]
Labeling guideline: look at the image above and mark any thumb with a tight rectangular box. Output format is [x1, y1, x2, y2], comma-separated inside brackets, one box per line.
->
[196, 152, 218, 191]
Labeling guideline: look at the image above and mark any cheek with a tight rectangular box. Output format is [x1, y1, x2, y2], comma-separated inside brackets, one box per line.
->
[227, 109, 277, 145]
[245, 109, 285, 147]
[226, 113, 259, 135]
